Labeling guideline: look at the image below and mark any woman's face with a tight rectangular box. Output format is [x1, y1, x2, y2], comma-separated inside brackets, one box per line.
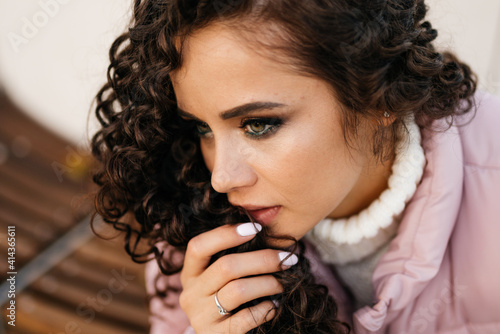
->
[171, 24, 389, 241]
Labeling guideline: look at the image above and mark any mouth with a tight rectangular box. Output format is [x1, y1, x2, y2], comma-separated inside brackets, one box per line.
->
[243, 206, 281, 226]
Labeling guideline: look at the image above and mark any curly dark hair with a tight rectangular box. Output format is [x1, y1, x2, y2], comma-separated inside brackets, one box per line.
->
[91, 0, 476, 333]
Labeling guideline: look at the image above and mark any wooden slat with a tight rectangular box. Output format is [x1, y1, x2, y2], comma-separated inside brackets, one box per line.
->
[0, 93, 85, 171]
[3, 290, 148, 334]
[30, 271, 149, 328]
[0, 209, 57, 243]
[0, 159, 87, 208]
[0, 92, 151, 334]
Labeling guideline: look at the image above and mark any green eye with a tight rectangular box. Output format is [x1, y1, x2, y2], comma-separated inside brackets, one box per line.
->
[195, 122, 211, 136]
[193, 118, 283, 139]
[245, 121, 272, 135]
[241, 118, 283, 137]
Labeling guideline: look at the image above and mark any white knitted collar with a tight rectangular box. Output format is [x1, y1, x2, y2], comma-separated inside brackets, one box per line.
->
[307, 116, 426, 252]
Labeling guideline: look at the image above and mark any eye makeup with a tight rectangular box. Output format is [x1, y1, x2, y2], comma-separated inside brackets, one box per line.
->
[191, 116, 285, 140]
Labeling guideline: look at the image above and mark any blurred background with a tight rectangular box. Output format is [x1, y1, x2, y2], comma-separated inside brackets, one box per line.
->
[0, 0, 499, 333]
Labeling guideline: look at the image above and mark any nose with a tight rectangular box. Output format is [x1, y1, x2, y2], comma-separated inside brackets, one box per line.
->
[208, 139, 258, 194]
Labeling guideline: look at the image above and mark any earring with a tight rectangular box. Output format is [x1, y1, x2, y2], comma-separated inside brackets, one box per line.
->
[383, 111, 390, 118]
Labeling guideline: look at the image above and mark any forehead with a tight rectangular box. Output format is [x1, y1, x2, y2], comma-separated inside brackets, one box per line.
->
[169, 24, 308, 112]
[172, 23, 292, 79]
[173, 24, 252, 76]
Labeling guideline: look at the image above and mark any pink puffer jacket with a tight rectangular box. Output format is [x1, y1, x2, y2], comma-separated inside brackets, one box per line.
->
[145, 91, 500, 333]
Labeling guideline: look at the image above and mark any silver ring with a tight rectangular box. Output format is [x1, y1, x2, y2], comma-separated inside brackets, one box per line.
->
[214, 291, 229, 316]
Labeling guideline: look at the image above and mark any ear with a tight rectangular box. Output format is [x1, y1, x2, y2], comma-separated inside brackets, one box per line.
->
[381, 112, 397, 126]
[369, 111, 397, 127]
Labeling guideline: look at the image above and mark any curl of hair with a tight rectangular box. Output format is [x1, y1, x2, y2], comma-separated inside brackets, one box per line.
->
[91, 0, 476, 333]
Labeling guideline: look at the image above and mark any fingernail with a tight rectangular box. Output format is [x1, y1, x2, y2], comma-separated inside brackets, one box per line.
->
[278, 252, 298, 267]
[272, 299, 280, 308]
[183, 326, 196, 334]
[236, 222, 262, 237]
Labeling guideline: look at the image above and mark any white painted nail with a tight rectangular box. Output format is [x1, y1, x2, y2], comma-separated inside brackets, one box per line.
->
[272, 299, 280, 308]
[236, 222, 262, 237]
[279, 252, 298, 267]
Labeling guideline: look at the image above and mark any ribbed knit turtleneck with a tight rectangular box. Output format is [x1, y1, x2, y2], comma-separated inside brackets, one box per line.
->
[306, 116, 426, 308]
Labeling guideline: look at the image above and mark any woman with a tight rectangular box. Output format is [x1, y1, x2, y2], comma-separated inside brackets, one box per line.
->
[91, 0, 500, 333]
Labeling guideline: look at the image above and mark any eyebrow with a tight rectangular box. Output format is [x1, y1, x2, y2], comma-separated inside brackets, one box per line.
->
[177, 101, 287, 122]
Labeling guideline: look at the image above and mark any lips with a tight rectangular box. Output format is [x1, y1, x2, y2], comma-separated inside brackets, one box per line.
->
[245, 206, 281, 225]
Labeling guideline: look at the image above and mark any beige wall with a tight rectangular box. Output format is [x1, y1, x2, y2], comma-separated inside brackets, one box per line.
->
[0, 0, 499, 144]
[426, 0, 500, 96]
[0, 0, 131, 145]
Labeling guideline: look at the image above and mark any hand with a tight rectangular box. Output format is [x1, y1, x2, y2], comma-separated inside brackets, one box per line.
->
[179, 222, 298, 334]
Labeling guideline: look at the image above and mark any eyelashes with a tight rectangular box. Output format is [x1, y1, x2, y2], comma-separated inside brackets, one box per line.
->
[240, 117, 283, 138]
[193, 117, 284, 139]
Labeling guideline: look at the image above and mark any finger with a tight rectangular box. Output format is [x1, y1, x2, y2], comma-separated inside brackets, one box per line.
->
[201, 249, 298, 292]
[224, 300, 277, 333]
[217, 275, 283, 313]
[182, 222, 262, 280]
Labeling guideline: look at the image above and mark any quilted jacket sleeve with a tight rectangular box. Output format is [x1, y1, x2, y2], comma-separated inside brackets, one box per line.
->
[145, 258, 193, 334]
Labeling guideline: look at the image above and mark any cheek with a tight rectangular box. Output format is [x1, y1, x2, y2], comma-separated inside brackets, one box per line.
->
[264, 125, 362, 206]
